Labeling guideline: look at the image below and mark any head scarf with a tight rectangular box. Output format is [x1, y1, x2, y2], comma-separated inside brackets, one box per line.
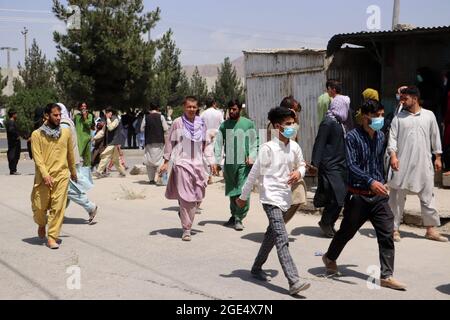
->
[362, 88, 379, 102]
[357, 89, 380, 125]
[182, 114, 205, 142]
[57, 102, 75, 128]
[39, 123, 61, 139]
[326, 95, 350, 123]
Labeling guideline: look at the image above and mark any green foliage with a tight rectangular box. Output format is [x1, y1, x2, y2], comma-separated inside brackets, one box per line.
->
[190, 66, 208, 107]
[171, 105, 184, 120]
[213, 57, 244, 107]
[7, 40, 59, 136]
[52, 0, 161, 110]
[7, 87, 59, 136]
[151, 29, 186, 109]
[14, 39, 56, 92]
[0, 67, 7, 107]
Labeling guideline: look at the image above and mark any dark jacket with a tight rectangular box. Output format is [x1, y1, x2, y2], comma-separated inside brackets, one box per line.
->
[311, 117, 348, 207]
[6, 119, 20, 147]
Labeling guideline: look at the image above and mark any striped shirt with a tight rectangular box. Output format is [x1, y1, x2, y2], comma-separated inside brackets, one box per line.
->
[346, 127, 386, 190]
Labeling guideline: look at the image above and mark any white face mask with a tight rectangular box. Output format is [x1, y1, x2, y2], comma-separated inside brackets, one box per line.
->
[444, 78, 448, 87]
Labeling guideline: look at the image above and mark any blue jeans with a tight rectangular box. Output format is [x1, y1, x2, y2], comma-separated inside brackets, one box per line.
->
[67, 181, 96, 215]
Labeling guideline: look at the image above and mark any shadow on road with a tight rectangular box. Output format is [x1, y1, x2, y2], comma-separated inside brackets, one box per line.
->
[358, 228, 423, 240]
[133, 180, 152, 185]
[308, 264, 363, 285]
[149, 228, 204, 239]
[64, 217, 88, 225]
[22, 237, 45, 246]
[198, 220, 233, 229]
[162, 207, 180, 212]
[291, 226, 326, 239]
[241, 232, 296, 244]
[220, 269, 306, 299]
[436, 284, 450, 295]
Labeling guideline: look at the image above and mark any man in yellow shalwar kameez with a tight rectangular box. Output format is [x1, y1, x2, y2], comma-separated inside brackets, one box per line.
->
[31, 103, 77, 249]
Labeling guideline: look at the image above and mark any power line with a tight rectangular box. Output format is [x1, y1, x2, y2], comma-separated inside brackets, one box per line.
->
[0, 8, 53, 14]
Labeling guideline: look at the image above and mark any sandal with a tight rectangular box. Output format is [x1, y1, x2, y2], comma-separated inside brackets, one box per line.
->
[182, 231, 191, 242]
[425, 232, 449, 242]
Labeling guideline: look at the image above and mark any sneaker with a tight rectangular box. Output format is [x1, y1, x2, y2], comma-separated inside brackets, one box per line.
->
[234, 221, 244, 231]
[38, 226, 46, 239]
[393, 230, 401, 242]
[10, 172, 21, 175]
[251, 269, 272, 282]
[322, 254, 338, 274]
[224, 216, 235, 226]
[289, 281, 311, 296]
[182, 231, 191, 242]
[149, 180, 156, 185]
[318, 221, 335, 238]
[88, 206, 98, 225]
[380, 277, 407, 291]
[47, 239, 60, 250]
[93, 172, 104, 179]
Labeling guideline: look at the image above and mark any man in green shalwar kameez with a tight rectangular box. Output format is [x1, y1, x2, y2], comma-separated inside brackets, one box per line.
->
[74, 102, 95, 167]
[214, 100, 258, 231]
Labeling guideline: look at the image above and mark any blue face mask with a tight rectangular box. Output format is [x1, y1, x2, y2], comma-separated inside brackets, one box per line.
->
[281, 125, 298, 139]
[369, 117, 384, 131]
[417, 74, 424, 83]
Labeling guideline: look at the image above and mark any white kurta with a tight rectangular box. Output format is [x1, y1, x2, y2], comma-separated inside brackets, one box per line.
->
[387, 108, 442, 193]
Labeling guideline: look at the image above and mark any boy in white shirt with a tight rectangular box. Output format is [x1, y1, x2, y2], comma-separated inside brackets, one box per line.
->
[236, 107, 311, 296]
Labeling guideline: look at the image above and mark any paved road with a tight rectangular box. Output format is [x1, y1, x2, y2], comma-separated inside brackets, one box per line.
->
[0, 158, 449, 300]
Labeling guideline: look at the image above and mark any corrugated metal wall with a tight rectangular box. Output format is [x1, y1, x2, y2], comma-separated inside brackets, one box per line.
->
[244, 51, 327, 161]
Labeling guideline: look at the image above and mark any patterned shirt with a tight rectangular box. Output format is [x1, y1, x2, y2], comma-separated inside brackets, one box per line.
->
[346, 127, 385, 190]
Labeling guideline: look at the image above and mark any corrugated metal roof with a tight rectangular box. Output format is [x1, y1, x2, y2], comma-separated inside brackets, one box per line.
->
[327, 25, 450, 56]
[333, 25, 450, 37]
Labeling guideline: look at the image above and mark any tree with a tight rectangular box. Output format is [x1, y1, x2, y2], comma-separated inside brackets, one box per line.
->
[213, 57, 244, 107]
[190, 66, 208, 106]
[0, 67, 7, 107]
[7, 88, 59, 135]
[52, 0, 161, 110]
[14, 39, 56, 92]
[8, 40, 58, 136]
[152, 29, 183, 108]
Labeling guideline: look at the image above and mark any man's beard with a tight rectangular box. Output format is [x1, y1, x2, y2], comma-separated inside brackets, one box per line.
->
[47, 120, 60, 128]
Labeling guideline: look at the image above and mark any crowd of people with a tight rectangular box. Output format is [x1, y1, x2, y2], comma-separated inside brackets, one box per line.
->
[3, 73, 450, 296]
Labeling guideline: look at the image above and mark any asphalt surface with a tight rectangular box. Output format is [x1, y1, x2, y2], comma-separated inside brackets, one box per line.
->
[0, 155, 449, 300]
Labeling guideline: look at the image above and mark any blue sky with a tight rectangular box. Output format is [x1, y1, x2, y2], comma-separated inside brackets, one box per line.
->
[1, 0, 450, 68]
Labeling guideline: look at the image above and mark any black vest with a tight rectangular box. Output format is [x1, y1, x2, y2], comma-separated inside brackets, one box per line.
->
[145, 113, 165, 145]
[106, 116, 125, 146]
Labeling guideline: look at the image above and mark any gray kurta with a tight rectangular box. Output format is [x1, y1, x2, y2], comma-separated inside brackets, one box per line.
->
[387, 108, 442, 193]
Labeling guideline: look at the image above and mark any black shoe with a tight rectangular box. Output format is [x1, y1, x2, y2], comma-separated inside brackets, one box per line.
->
[149, 181, 156, 185]
[318, 221, 335, 238]
[10, 172, 21, 175]
[224, 217, 235, 226]
[251, 269, 272, 282]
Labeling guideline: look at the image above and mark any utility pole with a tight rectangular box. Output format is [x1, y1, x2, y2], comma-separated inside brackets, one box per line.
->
[392, 0, 401, 30]
[21, 27, 29, 61]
